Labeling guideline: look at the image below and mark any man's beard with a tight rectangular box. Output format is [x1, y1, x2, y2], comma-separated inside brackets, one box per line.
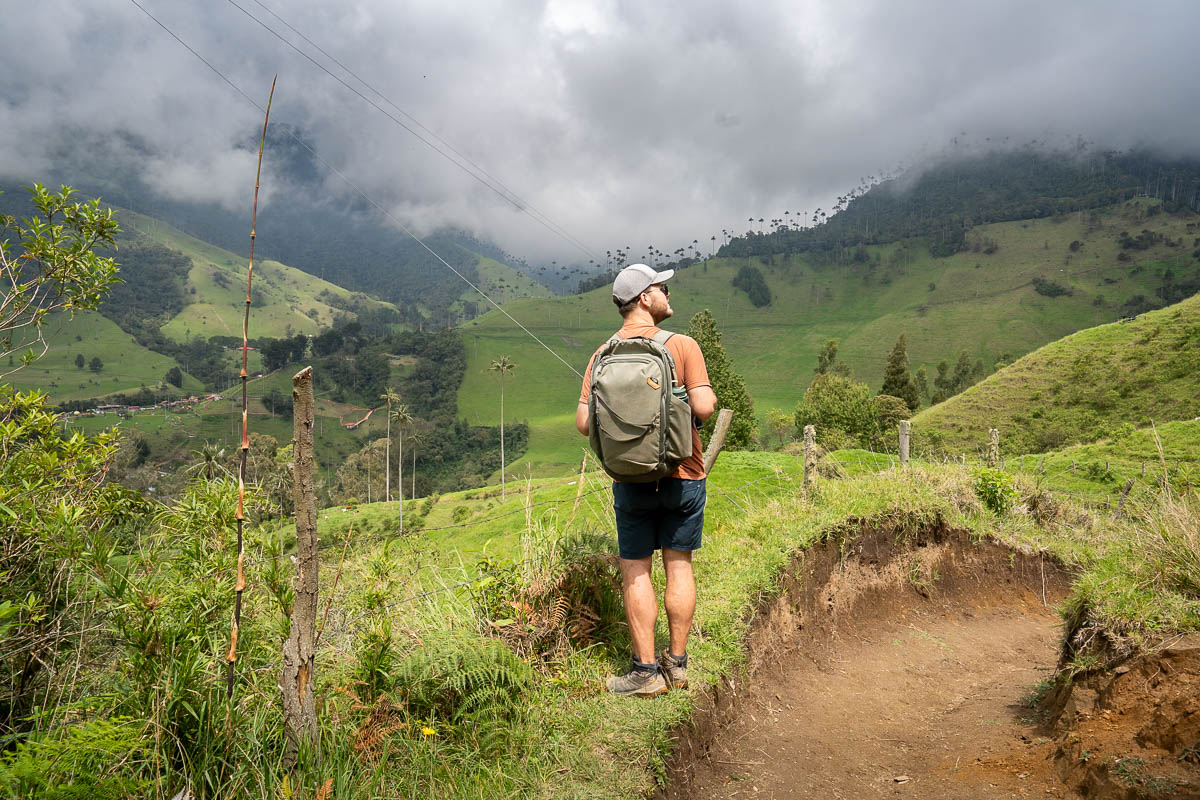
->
[651, 303, 673, 324]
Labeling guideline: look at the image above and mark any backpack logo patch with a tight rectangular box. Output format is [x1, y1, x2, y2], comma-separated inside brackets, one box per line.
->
[646, 377, 660, 390]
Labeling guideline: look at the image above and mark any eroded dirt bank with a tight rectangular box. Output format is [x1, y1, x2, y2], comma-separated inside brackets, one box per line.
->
[661, 524, 1200, 799]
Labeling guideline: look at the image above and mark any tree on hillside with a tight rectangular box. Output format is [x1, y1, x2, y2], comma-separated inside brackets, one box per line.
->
[933, 359, 952, 401]
[914, 364, 929, 402]
[684, 310, 757, 449]
[815, 339, 851, 377]
[951, 350, 973, 393]
[489, 355, 516, 500]
[391, 402, 413, 529]
[74, 353, 85, 369]
[1, 184, 120, 375]
[873, 394, 910, 439]
[381, 387, 401, 502]
[881, 334, 920, 412]
[732, 265, 772, 307]
[88, 356, 103, 373]
[165, 366, 183, 388]
[793, 373, 876, 449]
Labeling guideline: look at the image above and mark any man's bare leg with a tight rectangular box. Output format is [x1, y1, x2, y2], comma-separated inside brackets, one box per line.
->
[662, 548, 695, 657]
[618, 556, 657, 663]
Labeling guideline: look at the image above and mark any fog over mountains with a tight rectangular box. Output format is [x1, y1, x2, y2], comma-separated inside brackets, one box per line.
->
[3, 0, 1199, 264]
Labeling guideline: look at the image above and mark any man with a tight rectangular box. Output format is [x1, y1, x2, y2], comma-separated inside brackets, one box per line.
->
[576, 263, 717, 697]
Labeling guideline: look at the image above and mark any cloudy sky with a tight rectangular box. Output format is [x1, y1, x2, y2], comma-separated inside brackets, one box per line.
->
[2, 0, 1198, 264]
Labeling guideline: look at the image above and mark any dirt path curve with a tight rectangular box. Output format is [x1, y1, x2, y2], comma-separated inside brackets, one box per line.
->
[663, 528, 1077, 800]
[687, 597, 1067, 798]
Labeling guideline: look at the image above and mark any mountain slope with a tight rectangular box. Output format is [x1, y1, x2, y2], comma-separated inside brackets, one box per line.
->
[458, 199, 1199, 472]
[911, 293, 1200, 456]
[117, 210, 399, 342]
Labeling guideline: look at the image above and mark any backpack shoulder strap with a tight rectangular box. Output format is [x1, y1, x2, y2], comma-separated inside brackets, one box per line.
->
[648, 329, 681, 383]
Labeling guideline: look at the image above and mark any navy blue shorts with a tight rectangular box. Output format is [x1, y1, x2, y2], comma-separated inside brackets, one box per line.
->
[612, 478, 706, 560]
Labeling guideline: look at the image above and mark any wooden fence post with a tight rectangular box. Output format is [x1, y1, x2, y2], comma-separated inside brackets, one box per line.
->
[1115, 478, 1135, 517]
[702, 409, 734, 475]
[988, 429, 999, 467]
[802, 424, 816, 491]
[898, 421, 911, 466]
[281, 366, 318, 770]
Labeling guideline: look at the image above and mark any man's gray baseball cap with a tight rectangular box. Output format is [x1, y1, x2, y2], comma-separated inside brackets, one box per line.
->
[612, 263, 675, 304]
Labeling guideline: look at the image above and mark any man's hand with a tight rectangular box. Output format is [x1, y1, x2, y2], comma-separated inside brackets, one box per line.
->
[575, 401, 590, 435]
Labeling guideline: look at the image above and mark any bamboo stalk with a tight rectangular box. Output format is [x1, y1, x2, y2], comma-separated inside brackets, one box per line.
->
[227, 76, 276, 701]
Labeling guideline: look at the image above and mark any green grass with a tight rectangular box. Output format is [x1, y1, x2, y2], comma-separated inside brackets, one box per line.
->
[459, 200, 1200, 474]
[231, 446, 1200, 797]
[912, 291, 1200, 456]
[4, 311, 203, 401]
[1001, 419, 1200, 506]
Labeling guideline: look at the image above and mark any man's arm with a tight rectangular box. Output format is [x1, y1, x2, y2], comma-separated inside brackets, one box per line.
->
[688, 385, 717, 422]
[575, 401, 590, 435]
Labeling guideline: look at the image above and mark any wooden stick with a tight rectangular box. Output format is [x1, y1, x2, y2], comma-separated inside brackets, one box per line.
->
[227, 75, 275, 701]
[280, 366, 318, 770]
[702, 409, 734, 475]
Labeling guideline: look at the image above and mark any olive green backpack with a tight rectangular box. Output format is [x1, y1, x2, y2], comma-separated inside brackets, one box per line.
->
[587, 330, 693, 482]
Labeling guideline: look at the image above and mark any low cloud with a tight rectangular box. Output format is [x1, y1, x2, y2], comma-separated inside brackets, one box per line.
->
[2, 0, 1198, 264]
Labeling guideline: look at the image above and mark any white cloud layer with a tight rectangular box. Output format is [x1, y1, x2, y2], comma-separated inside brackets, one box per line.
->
[2, 0, 1198, 262]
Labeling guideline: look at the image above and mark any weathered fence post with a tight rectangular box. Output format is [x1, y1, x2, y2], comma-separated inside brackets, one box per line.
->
[1115, 478, 1135, 517]
[988, 429, 999, 467]
[898, 420, 911, 466]
[802, 424, 816, 491]
[702, 408, 734, 475]
[281, 366, 318, 770]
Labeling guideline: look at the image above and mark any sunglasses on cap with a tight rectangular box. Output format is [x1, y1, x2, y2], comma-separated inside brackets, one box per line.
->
[645, 284, 669, 297]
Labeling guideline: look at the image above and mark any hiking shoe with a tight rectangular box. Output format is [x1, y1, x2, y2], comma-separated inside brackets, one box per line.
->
[606, 665, 668, 698]
[658, 650, 689, 689]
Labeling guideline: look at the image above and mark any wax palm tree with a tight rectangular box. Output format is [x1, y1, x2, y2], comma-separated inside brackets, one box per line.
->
[380, 388, 401, 502]
[390, 403, 413, 529]
[187, 442, 228, 480]
[489, 356, 516, 501]
[406, 428, 426, 501]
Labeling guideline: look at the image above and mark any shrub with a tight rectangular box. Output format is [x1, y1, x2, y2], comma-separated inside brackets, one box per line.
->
[973, 468, 1019, 516]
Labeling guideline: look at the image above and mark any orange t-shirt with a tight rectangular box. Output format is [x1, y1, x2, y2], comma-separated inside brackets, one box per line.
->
[579, 323, 711, 480]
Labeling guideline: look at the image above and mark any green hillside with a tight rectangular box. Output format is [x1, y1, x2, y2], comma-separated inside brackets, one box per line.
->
[117, 210, 399, 342]
[459, 199, 1199, 474]
[912, 293, 1200, 456]
[4, 311, 203, 402]
[451, 256, 552, 318]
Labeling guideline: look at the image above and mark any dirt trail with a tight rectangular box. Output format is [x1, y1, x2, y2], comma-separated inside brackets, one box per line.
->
[663, 526, 1076, 799]
[685, 595, 1066, 798]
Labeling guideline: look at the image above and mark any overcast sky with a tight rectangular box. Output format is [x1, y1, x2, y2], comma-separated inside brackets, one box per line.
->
[2, 0, 1198, 265]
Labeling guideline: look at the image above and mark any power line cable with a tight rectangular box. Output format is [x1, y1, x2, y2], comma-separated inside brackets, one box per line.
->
[125, 0, 585, 380]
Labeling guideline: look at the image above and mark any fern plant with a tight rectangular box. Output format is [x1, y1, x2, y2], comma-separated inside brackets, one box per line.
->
[395, 631, 533, 724]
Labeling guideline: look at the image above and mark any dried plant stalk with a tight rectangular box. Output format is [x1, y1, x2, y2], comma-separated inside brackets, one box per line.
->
[227, 76, 276, 700]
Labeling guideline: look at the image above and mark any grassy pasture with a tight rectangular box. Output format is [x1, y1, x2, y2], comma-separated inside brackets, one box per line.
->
[459, 200, 1199, 474]
[4, 311, 203, 401]
[912, 292, 1200, 456]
